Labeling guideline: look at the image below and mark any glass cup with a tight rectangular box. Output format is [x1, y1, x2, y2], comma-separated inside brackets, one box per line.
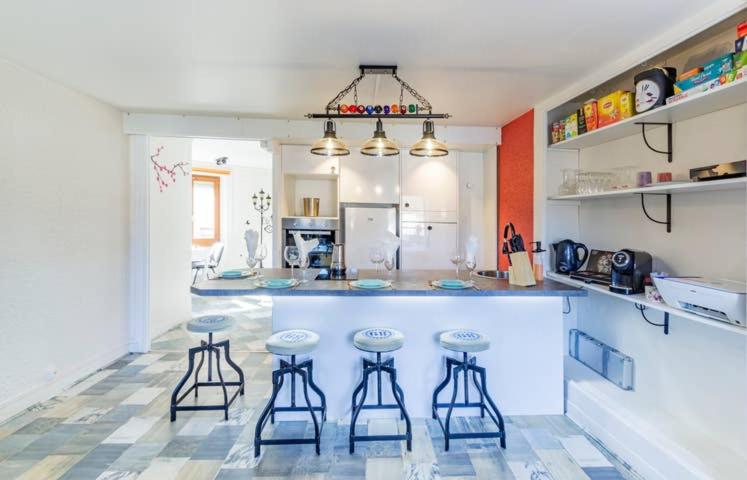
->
[450, 252, 464, 279]
[369, 246, 385, 277]
[384, 254, 396, 278]
[284, 246, 300, 279]
[298, 253, 310, 283]
[255, 243, 268, 271]
[465, 257, 477, 281]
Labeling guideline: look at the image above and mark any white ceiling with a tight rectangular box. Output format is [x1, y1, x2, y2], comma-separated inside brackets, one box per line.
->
[0, 1, 718, 126]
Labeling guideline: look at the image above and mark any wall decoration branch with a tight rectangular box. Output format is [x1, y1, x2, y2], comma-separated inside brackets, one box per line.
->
[151, 146, 189, 193]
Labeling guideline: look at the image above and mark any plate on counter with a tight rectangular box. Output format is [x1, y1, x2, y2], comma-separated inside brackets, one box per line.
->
[256, 278, 299, 289]
[431, 279, 474, 290]
[349, 279, 392, 289]
[219, 270, 256, 279]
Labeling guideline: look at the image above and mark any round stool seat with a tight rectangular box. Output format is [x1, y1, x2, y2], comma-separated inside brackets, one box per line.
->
[353, 328, 404, 353]
[187, 315, 236, 334]
[266, 329, 320, 356]
[439, 329, 490, 353]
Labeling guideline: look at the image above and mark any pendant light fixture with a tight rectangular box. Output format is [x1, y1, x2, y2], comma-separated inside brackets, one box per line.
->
[409, 120, 449, 157]
[310, 119, 350, 156]
[307, 66, 450, 157]
[360, 119, 399, 156]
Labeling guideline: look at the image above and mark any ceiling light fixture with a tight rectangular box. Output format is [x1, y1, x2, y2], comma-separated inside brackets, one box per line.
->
[361, 119, 399, 156]
[310, 119, 350, 156]
[307, 65, 450, 157]
[410, 120, 448, 157]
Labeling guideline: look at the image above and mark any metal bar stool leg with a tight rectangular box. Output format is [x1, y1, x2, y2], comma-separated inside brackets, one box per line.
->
[476, 366, 506, 449]
[193, 349, 205, 398]
[382, 365, 412, 452]
[349, 366, 372, 453]
[432, 357, 455, 419]
[443, 364, 462, 451]
[296, 367, 321, 455]
[170, 345, 200, 421]
[255, 369, 283, 457]
[212, 346, 230, 421]
[303, 361, 327, 422]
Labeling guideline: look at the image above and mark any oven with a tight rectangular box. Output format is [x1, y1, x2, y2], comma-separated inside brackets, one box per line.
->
[281, 217, 338, 269]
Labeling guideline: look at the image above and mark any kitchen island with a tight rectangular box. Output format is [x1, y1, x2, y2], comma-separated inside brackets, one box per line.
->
[192, 269, 585, 419]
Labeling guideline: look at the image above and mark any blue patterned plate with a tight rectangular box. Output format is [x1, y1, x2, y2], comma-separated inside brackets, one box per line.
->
[219, 270, 255, 279]
[350, 279, 391, 289]
[432, 279, 473, 289]
[257, 278, 298, 289]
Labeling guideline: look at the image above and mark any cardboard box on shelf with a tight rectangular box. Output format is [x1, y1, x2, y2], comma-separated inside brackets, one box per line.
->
[597, 91, 626, 127]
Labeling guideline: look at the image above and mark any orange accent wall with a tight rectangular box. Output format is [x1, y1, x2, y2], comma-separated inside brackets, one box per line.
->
[498, 109, 534, 271]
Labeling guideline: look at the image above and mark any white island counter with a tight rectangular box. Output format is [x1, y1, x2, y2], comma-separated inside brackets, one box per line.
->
[192, 269, 585, 420]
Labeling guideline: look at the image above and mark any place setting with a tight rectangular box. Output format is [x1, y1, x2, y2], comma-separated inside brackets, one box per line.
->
[430, 238, 480, 290]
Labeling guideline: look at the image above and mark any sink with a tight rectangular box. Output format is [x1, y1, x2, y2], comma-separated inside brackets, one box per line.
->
[475, 270, 509, 279]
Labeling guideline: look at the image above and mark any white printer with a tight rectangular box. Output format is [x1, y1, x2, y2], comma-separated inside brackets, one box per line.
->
[653, 276, 746, 327]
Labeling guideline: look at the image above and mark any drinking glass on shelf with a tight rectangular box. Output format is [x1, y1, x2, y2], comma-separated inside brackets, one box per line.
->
[284, 246, 300, 279]
[465, 256, 477, 281]
[298, 253, 310, 283]
[450, 252, 464, 279]
[369, 246, 385, 277]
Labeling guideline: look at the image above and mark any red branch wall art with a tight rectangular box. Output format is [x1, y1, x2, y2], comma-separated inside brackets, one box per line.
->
[151, 146, 189, 192]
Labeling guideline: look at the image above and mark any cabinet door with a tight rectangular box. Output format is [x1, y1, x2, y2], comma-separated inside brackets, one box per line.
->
[340, 151, 399, 204]
[401, 222, 457, 270]
[401, 152, 458, 213]
[282, 145, 339, 176]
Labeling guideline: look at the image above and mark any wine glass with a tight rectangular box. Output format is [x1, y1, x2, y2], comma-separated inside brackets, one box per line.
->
[369, 246, 385, 278]
[246, 255, 258, 276]
[465, 256, 477, 281]
[298, 253, 310, 283]
[383, 254, 396, 278]
[449, 252, 464, 279]
[255, 243, 268, 271]
[284, 246, 300, 279]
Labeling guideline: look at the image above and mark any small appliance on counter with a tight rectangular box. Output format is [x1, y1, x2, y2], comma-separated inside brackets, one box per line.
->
[652, 276, 746, 327]
[552, 239, 589, 274]
[690, 160, 746, 182]
[570, 249, 614, 286]
[610, 249, 652, 294]
[634, 67, 677, 113]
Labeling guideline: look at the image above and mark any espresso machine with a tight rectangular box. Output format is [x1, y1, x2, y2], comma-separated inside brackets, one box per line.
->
[610, 249, 652, 294]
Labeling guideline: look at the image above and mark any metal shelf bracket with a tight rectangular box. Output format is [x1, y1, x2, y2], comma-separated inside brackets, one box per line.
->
[635, 303, 670, 335]
[640, 193, 671, 232]
[635, 122, 672, 163]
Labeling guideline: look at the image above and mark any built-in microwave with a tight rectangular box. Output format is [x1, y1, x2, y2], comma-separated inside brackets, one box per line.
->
[281, 217, 338, 268]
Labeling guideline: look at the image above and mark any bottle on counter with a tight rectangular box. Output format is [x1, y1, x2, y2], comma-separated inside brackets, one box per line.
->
[531, 241, 547, 282]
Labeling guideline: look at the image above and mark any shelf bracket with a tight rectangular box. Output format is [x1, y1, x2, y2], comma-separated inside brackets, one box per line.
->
[635, 303, 669, 335]
[635, 122, 672, 163]
[640, 193, 671, 233]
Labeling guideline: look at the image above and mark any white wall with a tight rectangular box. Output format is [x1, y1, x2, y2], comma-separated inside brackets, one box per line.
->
[0, 60, 129, 420]
[149, 137, 192, 339]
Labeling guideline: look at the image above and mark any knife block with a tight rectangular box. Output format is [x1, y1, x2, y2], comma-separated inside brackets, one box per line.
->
[508, 251, 537, 287]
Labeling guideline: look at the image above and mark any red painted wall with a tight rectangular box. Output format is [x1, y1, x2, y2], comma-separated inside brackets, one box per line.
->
[498, 109, 534, 271]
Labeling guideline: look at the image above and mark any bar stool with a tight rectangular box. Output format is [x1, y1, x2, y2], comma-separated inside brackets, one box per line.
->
[349, 327, 412, 454]
[170, 315, 245, 421]
[432, 329, 506, 451]
[254, 329, 327, 458]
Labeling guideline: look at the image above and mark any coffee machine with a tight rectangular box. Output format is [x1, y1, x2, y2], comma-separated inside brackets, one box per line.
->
[610, 249, 652, 294]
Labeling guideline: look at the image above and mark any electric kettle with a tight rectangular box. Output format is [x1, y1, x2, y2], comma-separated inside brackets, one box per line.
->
[552, 240, 589, 274]
[330, 243, 346, 277]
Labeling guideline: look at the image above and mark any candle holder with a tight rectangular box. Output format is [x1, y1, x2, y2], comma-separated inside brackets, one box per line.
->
[250, 189, 272, 268]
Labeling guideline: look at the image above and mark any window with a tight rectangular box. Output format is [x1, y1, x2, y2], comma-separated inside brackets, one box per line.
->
[192, 175, 220, 246]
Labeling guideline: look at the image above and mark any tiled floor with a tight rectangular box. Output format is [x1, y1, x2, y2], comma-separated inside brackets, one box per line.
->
[0, 296, 642, 479]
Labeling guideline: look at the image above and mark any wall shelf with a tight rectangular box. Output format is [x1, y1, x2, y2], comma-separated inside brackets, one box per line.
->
[548, 177, 746, 201]
[546, 272, 747, 336]
[549, 77, 747, 150]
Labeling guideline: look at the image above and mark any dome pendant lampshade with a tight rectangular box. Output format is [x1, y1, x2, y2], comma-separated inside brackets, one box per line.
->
[360, 119, 400, 157]
[310, 119, 350, 156]
[409, 120, 448, 157]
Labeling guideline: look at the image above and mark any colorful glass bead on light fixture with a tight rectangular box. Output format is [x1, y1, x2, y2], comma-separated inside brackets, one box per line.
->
[374, 105, 383, 114]
[400, 105, 407, 114]
[383, 105, 390, 114]
[357, 105, 365, 114]
[391, 104, 399, 114]
[408, 104, 416, 113]
[340, 104, 349, 113]
[365, 105, 374, 114]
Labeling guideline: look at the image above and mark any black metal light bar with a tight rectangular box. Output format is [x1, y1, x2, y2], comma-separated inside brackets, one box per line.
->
[306, 64, 450, 119]
[307, 113, 450, 119]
